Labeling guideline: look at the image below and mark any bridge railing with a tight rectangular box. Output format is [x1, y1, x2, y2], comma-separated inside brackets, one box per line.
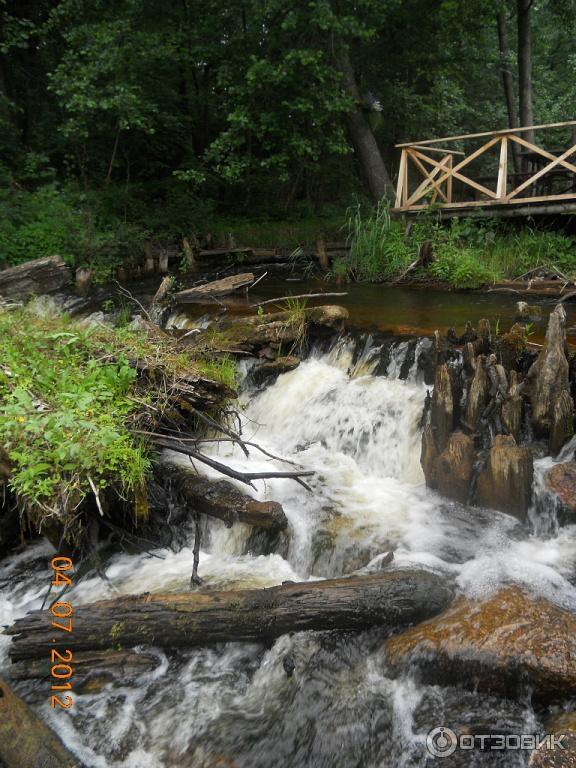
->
[393, 120, 576, 213]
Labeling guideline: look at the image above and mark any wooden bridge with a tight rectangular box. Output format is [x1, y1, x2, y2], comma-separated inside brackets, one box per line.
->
[392, 120, 576, 218]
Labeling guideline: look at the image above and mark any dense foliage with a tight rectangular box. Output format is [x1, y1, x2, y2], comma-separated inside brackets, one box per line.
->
[344, 206, 576, 288]
[1, 0, 576, 277]
[0, 302, 236, 533]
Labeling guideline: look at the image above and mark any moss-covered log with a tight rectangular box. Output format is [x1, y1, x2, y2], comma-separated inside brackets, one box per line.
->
[0, 677, 80, 768]
[7, 569, 453, 661]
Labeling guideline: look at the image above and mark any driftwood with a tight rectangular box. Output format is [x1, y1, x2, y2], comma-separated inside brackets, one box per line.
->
[173, 273, 254, 304]
[7, 569, 453, 661]
[0, 677, 80, 768]
[249, 292, 348, 308]
[0, 255, 69, 299]
[162, 461, 288, 531]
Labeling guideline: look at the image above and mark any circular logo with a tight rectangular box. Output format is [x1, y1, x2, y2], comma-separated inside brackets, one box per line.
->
[426, 726, 458, 758]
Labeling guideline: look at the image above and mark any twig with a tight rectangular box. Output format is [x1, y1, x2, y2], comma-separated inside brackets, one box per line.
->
[249, 292, 347, 308]
[113, 280, 153, 322]
[249, 271, 268, 291]
[152, 435, 314, 488]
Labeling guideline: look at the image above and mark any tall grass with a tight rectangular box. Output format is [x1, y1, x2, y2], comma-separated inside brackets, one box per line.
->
[345, 202, 414, 281]
[343, 203, 576, 288]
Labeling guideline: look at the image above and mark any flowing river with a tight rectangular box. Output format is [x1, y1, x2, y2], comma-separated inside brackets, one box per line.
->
[2, 327, 576, 767]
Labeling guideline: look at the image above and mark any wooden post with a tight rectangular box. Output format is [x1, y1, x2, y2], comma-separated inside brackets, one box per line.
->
[497, 137, 509, 199]
[395, 149, 408, 208]
[316, 238, 329, 271]
[445, 154, 453, 203]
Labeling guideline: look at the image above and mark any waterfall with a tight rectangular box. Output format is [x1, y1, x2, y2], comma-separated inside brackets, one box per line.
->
[2, 334, 576, 767]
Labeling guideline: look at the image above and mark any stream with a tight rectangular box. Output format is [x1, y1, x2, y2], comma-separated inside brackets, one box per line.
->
[3, 291, 576, 767]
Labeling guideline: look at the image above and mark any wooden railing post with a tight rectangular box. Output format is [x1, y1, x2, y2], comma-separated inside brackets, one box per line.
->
[395, 149, 408, 208]
[496, 136, 508, 199]
[445, 155, 453, 202]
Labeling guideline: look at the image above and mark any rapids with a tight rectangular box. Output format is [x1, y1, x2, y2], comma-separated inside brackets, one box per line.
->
[3, 335, 576, 767]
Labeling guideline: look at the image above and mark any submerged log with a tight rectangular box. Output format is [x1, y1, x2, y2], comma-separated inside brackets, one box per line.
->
[173, 273, 254, 304]
[0, 255, 69, 299]
[7, 569, 453, 661]
[162, 461, 288, 531]
[0, 677, 80, 767]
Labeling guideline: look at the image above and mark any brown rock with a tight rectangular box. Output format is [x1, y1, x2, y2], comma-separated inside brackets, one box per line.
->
[385, 586, 576, 701]
[530, 713, 576, 767]
[435, 432, 475, 504]
[476, 434, 533, 519]
[545, 462, 576, 516]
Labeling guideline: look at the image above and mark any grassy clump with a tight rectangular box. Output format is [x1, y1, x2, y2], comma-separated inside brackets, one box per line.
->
[344, 204, 576, 288]
[0, 306, 236, 532]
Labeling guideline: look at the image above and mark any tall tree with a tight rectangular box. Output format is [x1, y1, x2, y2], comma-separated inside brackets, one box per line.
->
[334, 45, 395, 203]
[517, 0, 535, 142]
[496, 4, 521, 171]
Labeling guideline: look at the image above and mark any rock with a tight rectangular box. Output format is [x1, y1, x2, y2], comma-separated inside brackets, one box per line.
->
[252, 355, 300, 385]
[431, 364, 454, 454]
[516, 301, 542, 322]
[435, 432, 475, 504]
[385, 586, 576, 701]
[545, 462, 576, 520]
[476, 434, 533, 519]
[305, 304, 349, 330]
[530, 712, 576, 766]
[464, 355, 488, 432]
[528, 305, 574, 454]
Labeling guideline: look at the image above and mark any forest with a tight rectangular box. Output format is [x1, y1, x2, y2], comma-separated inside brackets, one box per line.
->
[4, 2, 576, 768]
[2, 0, 576, 283]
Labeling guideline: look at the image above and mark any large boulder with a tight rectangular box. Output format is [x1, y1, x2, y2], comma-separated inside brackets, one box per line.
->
[385, 586, 576, 702]
[435, 432, 475, 504]
[476, 434, 533, 519]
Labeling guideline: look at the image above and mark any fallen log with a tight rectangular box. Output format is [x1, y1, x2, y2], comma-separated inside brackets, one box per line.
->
[0, 677, 80, 768]
[162, 461, 288, 531]
[0, 255, 70, 299]
[173, 273, 254, 304]
[7, 569, 453, 661]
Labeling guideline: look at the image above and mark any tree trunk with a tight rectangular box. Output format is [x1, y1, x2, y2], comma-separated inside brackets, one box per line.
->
[173, 272, 254, 304]
[162, 461, 288, 531]
[517, 0, 535, 144]
[0, 255, 70, 300]
[0, 677, 80, 768]
[333, 46, 395, 204]
[496, 9, 521, 173]
[7, 569, 453, 661]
